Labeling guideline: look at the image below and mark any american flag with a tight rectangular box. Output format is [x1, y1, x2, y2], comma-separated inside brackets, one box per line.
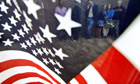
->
[0, 0, 140, 84]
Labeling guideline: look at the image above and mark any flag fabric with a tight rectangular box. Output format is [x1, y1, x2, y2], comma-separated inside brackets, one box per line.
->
[0, 0, 140, 84]
[69, 15, 140, 84]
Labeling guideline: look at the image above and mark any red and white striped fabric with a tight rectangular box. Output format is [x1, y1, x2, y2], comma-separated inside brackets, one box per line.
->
[0, 50, 65, 84]
[69, 15, 140, 84]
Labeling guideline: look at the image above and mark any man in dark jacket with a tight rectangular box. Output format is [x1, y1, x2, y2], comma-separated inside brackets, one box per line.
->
[72, 0, 82, 41]
[85, 0, 98, 39]
[113, 0, 125, 38]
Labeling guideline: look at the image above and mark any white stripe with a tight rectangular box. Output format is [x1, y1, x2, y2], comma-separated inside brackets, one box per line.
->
[13, 77, 50, 84]
[80, 65, 107, 84]
[0, 66, 56, 84]
[113, 14, 140, 71]
[70, 78, 79, 84]
[0, 50, 65, 84]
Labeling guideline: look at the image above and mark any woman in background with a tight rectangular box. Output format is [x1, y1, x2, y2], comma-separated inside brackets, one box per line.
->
[103, 4, 114, 37]
[96, 5, 106, 38]
[55, 0, 67, 40]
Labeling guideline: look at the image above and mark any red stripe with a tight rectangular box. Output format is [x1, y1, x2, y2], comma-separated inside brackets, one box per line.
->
[0, 59, 60, 84]
[2, 72, 52, 84]
[75, 74, 87, 84]
[91, 46, 140, 84]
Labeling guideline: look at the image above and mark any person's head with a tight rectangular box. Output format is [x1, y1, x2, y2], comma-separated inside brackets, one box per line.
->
[58, 0, 64, 7]
[117, 0, 122, 7]
[88, 0, 93, 5]
[75, 0, 81, 5]
[107, 4, 112, 10]
[103, 4, 107, 10]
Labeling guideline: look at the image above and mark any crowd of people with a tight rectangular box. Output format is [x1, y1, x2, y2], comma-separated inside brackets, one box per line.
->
[55, 0, 125, 41]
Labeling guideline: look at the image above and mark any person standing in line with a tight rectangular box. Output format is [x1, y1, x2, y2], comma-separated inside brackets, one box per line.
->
[55, 0, 67, 40]
[96, 5, 106, 38]
[113, 0, 125, 38]
[72, 0, 82, 42]
[85, 0, 98, 39]
[103, 4, 114, 37]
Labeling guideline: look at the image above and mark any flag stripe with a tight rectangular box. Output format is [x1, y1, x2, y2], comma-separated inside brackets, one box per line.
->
[27, 82, 44, 84]
[113, 14, 140, 71]
[12, 77, 50, 84]
[69, 78, 79, 84]
[75, 74, 87, 84]
[2, 72, 52, 84]
[92, 46, 140, 84]
[0, 66, 56, 84]
[0, 50, 65, 84]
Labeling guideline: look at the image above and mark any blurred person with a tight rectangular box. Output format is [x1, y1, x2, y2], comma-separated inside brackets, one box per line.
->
[85, 0, 98, 39]
[96, 5, 106, 38]
[72, 0, 82, 42]
[103, 4, 114, 37]
[113, 0, 125, 38]
[55, 0, 67, 40]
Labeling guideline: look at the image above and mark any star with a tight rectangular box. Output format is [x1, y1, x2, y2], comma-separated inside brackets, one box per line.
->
[12, 33, 20, 41]
[34, 33, 45, 44]
[1, 22, 12, 32]
[13, 9, 21, 21]
[22, 24, 30, 34]
[9, 16, 18, 26]
[13, 0, 22, 13]
[0, 33, 4, 39]
[42, 58, 49, 65]
[0, 2, 9, 14]
[37, 48, 43, 56]
[6, 0, 12, 6]
[0, 14, 2, 17]
[54, 67, 61, 74]
[48, 49, 55, 57]
[20, 43, 27, 49]
[25, 40, 32, 47]
[2, 39, 14, 46]
[40, 25, 56, 43]
[32, 50, 38, 56]
[30, 37, 37, 46]
[49, 58, 56, 65]
[42, 47, 49, 55]
[18, 29, 25, 37]
[55, 60, 64, 69]
[23, 0, 41, 19]
[53, 48, 69, 60]
[55, 8, 82, 36]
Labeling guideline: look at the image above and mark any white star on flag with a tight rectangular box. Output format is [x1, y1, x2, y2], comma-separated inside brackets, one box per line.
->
[55, 8, 82, 36]
[32, 50, 38, 56]
[18, 29, 25, 37]
[42, 47, 49, 55]
[13, 0, 22, 13]
[49, 58, 56, 65]
[55, 60, 64, 69]
[30, 37, 37, 46]
[14, 9, 21, 21]
[9, 16, 18, 26]
[53, 48, 69, 60]
[23, 0, 41, 19]
[20, 43, 27, 49]
[22, 24, 30, 34]
[54, 67, 62, 74]
[2, 39, 14, 46]
[37, 48, 43, 56]
[12, 33, 20, 41]
[6, 0, 12, 6]
[0, 2, 9, 14]
[25, 40, 32, 47]
[1, 22, 12, 32]
[40, 25, 56, 43]
[0, 33, 4, 39]
[43, 58, 49, 65]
